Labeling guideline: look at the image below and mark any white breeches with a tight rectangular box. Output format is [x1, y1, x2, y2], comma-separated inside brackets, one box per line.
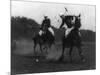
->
[48, 27, 54, 36]
[65, 27, 74, 37]
[39, 27, 54, 36]
[39, 30, 44, 36]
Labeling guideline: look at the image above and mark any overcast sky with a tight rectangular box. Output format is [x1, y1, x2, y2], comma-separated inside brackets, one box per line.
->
[11, 1, 96, 31]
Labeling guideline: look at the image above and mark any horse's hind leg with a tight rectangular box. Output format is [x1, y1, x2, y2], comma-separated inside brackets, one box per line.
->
[45, 44, 49, 54]
[47, 43, 52, 53]
[77, 47, 86, 62]
[69, 46, 73, 62]
[40, 44, 43, 53]
[33, 43, 36, 54]
[58, 45, 65, 61]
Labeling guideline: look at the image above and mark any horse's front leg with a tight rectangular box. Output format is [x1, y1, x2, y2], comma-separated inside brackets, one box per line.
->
[58, 44, 65, 61]
[77, 47, 86, 62]
[40, 43, 43, 53]
[43, 43, 50, 54]
[33, 43, 36, 54]
[69, 46, 73, 62]
[47, 43, 52, 53]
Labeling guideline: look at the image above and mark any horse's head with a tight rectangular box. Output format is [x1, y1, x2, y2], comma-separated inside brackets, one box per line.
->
[59, 13, 65, 18]
[75, 14, 81, 21]
[61, 24, 68, 30]
[74, 14, 81, 28]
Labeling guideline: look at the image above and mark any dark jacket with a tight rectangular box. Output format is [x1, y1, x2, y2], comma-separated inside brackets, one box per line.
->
[60, 16, 74, 28]
[41, 18, 51, 30]
[74, 17, 81, 30]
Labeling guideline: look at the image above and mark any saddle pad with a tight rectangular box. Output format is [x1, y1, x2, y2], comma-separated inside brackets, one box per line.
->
[65, 27, 74, 37]
[39, 30, 44, 36]
[48, 27, 54, 36]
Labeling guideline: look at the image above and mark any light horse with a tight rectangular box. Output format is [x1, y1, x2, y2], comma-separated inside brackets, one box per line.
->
[32, 25, 55, 54]
[59, 15, 85, 62]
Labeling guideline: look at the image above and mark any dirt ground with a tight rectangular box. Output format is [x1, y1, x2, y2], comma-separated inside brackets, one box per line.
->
[11, 39, 96, 74]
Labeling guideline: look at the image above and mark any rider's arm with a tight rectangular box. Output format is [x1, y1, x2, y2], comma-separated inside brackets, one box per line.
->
[41, 20, 45, 28]
[79, 19, 81, 28]
[60, 18, 64, 28]
[48, 19, 51, 26]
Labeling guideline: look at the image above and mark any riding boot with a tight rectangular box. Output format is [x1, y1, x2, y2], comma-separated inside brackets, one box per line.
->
[80, 54, 86, 62]
[58, 55, 64, 62]
[69, 47, 73, 63]
[79, 50, 86, 62]
[69, 56, 72, 63]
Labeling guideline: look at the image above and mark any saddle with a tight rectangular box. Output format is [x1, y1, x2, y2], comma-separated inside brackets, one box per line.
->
[39, 27, 54, 36]
[64, 28, 81, 45]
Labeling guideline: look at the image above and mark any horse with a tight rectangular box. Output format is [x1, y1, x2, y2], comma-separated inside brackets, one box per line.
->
[32, 26, 55, 54]
[58, 15, 85, 62]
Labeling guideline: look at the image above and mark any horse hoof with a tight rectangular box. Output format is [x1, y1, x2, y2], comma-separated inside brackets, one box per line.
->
[57, 57, 64, 62]
[82, 58, 86, 63]
[69, 59, 73, 63]
[35, 59, 39, 62]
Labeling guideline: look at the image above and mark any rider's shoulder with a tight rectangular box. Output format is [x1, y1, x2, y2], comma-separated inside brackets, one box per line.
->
[47, 18, 50, 20]
[47, 18, 50, 21]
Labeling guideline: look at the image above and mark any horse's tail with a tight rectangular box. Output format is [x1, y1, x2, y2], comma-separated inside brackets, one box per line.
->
[32, 34, 37, 46]
[32, 33, 36, 41]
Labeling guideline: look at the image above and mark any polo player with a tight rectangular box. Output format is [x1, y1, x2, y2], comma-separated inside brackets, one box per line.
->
[73, 14, 81, 42]
[59, 13, 75, 37]
[39, 16, 54, 36]
[59, 13, 81, 39]
[59, 13, 85, 62]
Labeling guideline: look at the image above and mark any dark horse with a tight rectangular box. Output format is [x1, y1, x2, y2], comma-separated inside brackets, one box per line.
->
[32, 26, 55, 54]
[59, 15, 85, 62]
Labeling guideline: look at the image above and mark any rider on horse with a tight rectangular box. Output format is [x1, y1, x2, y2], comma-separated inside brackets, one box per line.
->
[58, 8, 85, 62]
[39, 16, 54, 36]
[41, 16, 51, 30]
[73, 14, 82, 43]
[59, 13, 85, 62]
[59, 13, 75, 36]
[59, 7, 81, 39]
[59, 12, 81, 43]
[33, 16, 55, 53]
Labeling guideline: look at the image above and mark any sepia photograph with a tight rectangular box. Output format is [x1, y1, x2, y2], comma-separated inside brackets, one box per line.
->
[11, 0, 96, 74]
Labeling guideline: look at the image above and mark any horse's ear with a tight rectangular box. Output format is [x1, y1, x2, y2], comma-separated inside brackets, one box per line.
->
[59, 14, 61, 17]
[59, 26, 61, 29]
[79, 14, 81, 17]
